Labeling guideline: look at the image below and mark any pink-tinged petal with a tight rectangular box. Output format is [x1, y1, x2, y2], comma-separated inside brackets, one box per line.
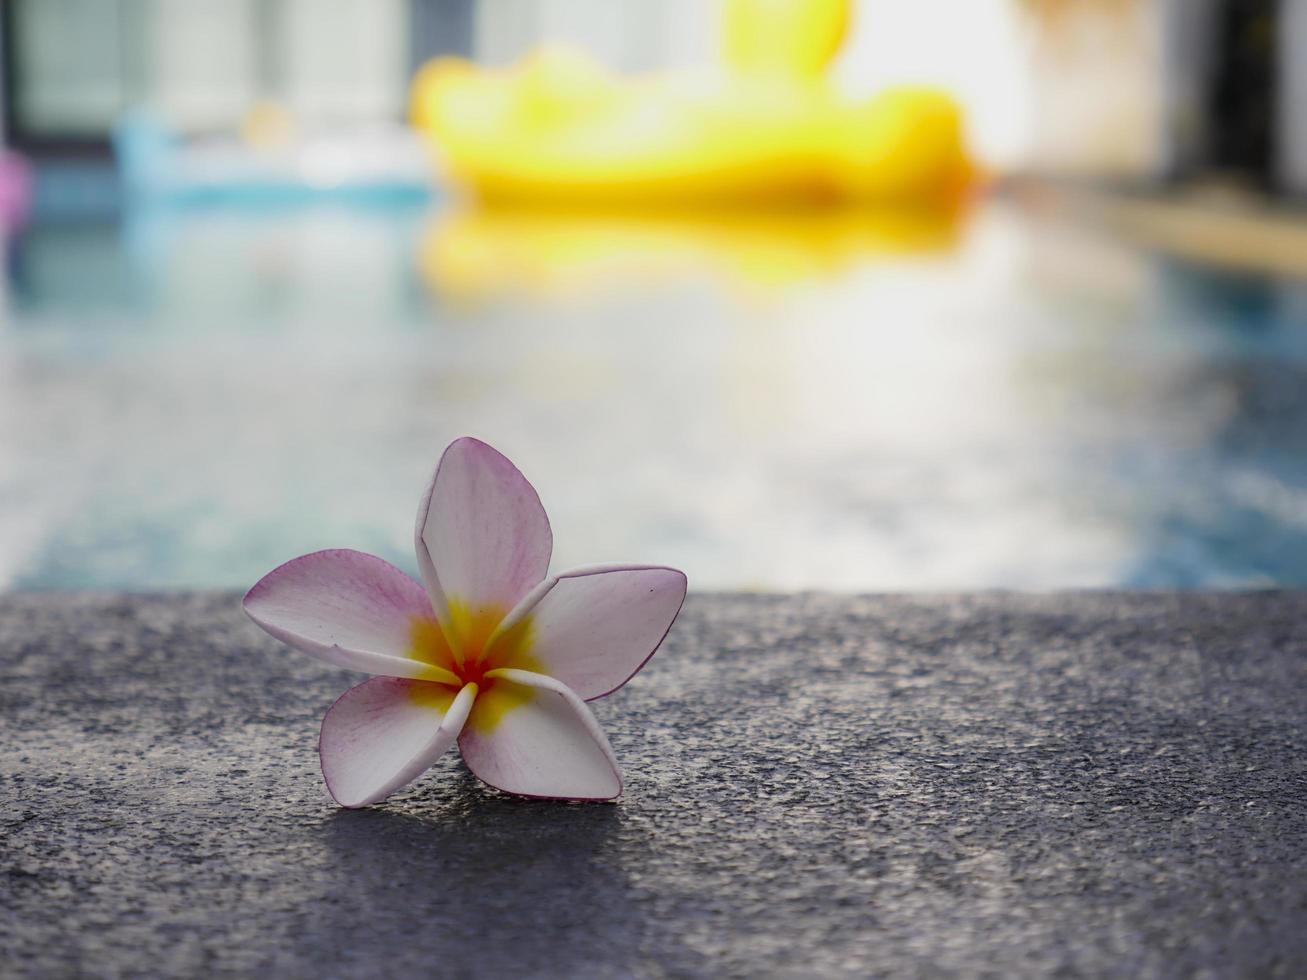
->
[413, 465, 451, 624]
[491, 564, 687, 700]
[415, 437, 552, 630]
[320, 678, 475, 808]
[459, 668, 621, 800]
[244, 549, 457, 683]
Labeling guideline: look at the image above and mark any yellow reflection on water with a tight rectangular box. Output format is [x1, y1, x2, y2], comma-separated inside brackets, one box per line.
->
[419, 202, 969, 302]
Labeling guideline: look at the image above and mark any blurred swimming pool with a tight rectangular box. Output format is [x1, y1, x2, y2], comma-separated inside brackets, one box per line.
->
[4, 198, 1307, 591]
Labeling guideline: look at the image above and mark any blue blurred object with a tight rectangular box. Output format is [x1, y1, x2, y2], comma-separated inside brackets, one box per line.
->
[112, 110, 433, 207]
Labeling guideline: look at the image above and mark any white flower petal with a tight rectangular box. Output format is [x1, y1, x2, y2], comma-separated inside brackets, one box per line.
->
[320, 678, 475, 807]
[458, 668, 621, 800]
[243, 549, 457, 683]
[415, 437, 553, 633]
[491, 564, 686, 700]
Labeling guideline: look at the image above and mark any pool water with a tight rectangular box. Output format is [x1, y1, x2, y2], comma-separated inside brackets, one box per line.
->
[4, 199, 1307, 591]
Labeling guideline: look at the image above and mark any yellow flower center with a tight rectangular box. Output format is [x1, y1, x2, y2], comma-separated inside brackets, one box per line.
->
[407, 599, 541, 732]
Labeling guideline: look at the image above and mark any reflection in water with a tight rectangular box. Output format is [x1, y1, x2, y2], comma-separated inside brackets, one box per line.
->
[420, 203, 965, 300]
[3, 200, 1307, 591]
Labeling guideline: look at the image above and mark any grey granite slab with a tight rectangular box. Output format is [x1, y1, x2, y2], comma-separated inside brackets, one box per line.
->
[1, 592, 1305, 978]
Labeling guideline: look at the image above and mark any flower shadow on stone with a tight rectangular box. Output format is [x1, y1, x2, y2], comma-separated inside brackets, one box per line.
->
[297, 771, 703, 975]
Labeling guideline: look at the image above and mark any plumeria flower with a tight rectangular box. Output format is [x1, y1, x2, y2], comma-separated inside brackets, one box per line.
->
[243, 437, 687, 807]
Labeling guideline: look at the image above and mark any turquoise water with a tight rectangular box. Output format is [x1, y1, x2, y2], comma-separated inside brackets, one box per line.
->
[4, 200, 1307, 591]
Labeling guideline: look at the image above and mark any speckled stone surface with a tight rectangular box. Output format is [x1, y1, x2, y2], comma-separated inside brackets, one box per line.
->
[2, 592, 1305, 978]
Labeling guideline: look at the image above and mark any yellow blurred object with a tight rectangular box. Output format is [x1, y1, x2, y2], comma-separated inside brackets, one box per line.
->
[721, 0, 849, 77]
[240, 101, 296, 149]
[410, 0, 973, 206]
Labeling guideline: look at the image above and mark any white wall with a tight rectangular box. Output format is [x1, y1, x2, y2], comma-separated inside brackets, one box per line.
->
[277, 0, 408, 124]
[1022, 0, 1167, 178]
[833, 0, 1034, 170]
[474, 0, 709, 72]
[148, 0, 258, 131]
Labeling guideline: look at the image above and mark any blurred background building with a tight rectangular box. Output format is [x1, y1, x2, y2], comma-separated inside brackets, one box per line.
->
[5, 0, 1307, 192]
[2, 0, 1307, 592]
